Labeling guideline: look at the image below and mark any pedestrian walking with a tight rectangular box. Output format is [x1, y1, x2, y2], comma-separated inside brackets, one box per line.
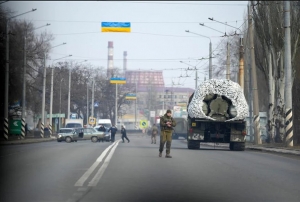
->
[108, 124, 118, 142]
[159, 109, 176, 158]
[121, 125, 130, 143]
[151, 124, 158, 144]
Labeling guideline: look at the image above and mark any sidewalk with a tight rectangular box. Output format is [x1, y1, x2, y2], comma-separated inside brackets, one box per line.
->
[0, 133, 57, 146]
[199, 142, 300, 156]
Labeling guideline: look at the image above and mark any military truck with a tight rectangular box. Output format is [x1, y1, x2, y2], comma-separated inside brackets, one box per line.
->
[172, 117, 188, 139]
[187, 79, 248, 151]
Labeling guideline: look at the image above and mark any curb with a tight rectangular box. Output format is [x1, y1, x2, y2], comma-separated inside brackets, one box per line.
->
[246, 146, 300, 156]
[185, 141, 300, 156]
[0, 137, 56, 146]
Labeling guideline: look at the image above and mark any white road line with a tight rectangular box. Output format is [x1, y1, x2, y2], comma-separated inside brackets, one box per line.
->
[88, 140, 120, 187]
[74, 141, 118, 187]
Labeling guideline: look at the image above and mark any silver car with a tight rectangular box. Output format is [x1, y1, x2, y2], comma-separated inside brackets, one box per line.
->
[57, 128, 106, 143]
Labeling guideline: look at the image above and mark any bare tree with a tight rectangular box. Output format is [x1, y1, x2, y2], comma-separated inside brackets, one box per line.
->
[250, 1, 300, 143]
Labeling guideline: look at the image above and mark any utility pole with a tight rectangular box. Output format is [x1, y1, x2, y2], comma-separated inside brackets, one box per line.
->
[22, 35, 26, 120]
[86, 81, 89, 125]
[41, 53, 46, 138]
[91, 77, 95, 118]
[22, 23, 50, 128]
[41, 43, 66, 138]
[209, 41, 212, 79]
[68, 65, 71, 120]
[21, 34, 27, 139]
[4, 9, 36, 141]
[245, 7, 254, 142]
[248, 2, 261, 144]
[135, 80, 137, 129]
[59, 78, 62, 130]
[195, 70, 198, 89]
[206, 18, 244, 86]
[226, 42, 231, 80]
[51, 55, 72, 136]
[245, 11, 254, 142]
[239, 38, 245, 91]
[115, 83, 118, 125]
[284, 1, 293, 147]
[49, 66, 54, 136]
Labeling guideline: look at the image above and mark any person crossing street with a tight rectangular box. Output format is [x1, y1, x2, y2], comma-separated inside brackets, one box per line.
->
[121, 125, 130, 143]
[159, 109, 176, 158]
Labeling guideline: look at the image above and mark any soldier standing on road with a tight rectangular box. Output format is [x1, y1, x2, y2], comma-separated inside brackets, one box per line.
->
[121, 125, 130, 143]
[108, 124, 118, 142]
[151, 124, 158, 144]
[159, 109, 176, 158]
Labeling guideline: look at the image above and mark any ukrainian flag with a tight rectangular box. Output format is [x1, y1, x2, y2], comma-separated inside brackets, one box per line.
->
[101, 22, 131, 33]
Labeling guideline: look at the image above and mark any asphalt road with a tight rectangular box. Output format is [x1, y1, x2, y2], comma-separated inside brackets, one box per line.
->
[1, 134, 300, 202]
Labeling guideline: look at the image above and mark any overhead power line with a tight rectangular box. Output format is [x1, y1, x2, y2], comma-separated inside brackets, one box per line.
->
[51, 31, 225, 38]
[31, 19, 244, 24]
[106, 1, 247, 6]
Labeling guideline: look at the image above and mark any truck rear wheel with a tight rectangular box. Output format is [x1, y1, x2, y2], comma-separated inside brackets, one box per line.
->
[187, 140, 200, 149]
[230, 142, 245, 151]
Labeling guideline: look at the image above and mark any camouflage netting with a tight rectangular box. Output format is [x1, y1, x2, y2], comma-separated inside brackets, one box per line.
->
[188, 79, 249, 121]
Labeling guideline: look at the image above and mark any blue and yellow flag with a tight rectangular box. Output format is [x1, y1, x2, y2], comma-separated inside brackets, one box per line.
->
[101, 22, 131, 33]
[110, 77, 126, 84]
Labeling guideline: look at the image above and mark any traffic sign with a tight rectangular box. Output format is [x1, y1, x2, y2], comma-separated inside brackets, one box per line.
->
[125, 93, 136, 100]
[89, 117, 96, 125]
[150, 111, 155, 118]
[139, 120, 148, 129]
[9, 120, 21, 135]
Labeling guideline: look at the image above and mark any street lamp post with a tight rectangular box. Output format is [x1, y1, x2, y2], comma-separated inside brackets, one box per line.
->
[49, 55, 72, 137]
[185, 30, 213, 80]
[40, 43, 66, 138]
[86, 80, 89, 125]
[135, 80, 137, 129]
[22, 23, 50, 122]
[4, 9, 37, 141]
[59, 77, 63, 131]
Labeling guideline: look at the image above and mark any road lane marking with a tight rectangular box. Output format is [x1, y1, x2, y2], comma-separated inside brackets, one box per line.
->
[88, 140, 120, 186]
[74, 141, 118, 187]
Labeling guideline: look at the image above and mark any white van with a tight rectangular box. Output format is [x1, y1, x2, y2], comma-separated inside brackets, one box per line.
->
[97, 119, 112, 129]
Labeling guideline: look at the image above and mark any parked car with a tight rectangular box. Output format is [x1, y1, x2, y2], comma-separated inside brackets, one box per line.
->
[57, 128, 77, 143]
[57, 127, 106, 143]
[94, 125, 111, 142]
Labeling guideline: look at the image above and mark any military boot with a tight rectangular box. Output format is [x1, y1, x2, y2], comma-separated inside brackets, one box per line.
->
[165, 154, 172, 158]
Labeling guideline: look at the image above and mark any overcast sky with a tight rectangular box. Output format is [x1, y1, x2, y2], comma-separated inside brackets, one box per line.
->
[6, 1, 248, 90]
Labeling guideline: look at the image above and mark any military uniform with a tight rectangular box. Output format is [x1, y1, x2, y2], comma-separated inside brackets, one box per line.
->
[159, 111, 176, 158]
[151, 125, 158, 144]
